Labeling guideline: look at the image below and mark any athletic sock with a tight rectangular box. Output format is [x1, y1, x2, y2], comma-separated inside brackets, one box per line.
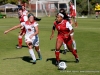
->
[55, 50, 60, 61]
[63, 42, 68, 50]
[73, 40, 76, 50]
[18, 35, 22, 47]
[29, 49, 36, 61]
[37, 49, 42, 59]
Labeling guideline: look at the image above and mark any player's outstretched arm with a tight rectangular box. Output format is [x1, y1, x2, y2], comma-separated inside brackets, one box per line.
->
[4, 24, 22, 34]
[50, 26, 55, 40]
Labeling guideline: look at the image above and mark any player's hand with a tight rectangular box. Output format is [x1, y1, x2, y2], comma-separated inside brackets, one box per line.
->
[4, 30, 9, 34]
[50, 35, 54, 40]
[64, 34, 69, 38]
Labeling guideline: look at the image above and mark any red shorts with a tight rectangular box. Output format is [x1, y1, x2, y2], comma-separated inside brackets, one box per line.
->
[57, 35, 72, 45]
[70, 11, 76, 17]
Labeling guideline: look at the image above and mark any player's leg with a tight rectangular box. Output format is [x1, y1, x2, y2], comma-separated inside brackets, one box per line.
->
[70, 33, 77, 53]
[33, 36, 42, 60]
[25, 36, 37, 64]
[17, 34, 22, 49]
[55, 38, 63, 65]
[26, 41, 36, 64]
[66, 40, 79, 63]
[17, 29, 25, 49]
[34, 46, 42, 60]
[73, 16, 78, 27]
[62, 42, 68, 54]
[95, 11, 98, 19]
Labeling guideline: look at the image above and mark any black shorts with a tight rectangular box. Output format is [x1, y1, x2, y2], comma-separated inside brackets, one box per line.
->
[95, 10, 100, 12]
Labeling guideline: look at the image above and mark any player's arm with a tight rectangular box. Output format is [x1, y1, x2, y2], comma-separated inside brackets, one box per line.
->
[50, 25, 55, 40]
[4, 24, 22, 34]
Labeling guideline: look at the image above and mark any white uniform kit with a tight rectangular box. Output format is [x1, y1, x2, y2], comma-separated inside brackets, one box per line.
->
[21, 21, 39, 46]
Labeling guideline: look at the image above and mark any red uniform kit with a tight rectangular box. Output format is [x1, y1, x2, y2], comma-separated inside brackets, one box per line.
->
[54, 20, 72, 45]
[70, 4, 76, 17]
[19, 15, 27, 35]
[17, 14, 28, 48]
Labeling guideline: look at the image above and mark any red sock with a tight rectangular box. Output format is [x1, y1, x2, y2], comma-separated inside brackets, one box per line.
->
[18, 36, 22, 47]
[55, 51, 60, 61]
[71, 49, 78, 58]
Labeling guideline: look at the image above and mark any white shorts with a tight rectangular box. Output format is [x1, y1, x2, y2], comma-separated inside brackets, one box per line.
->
[25, 35, 39, 46]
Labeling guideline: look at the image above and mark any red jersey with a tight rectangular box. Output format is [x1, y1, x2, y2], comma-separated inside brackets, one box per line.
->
[54, 20, 72, 40]
[70, 4, 76, 17]
[19, 15, 28, 35]
[19, 15, 27, 23]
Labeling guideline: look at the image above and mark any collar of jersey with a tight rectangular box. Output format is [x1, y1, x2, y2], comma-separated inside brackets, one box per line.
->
[25, 21, 35, 25]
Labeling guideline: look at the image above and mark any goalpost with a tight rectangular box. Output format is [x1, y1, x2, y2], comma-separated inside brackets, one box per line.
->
[35, 1, 59, 17]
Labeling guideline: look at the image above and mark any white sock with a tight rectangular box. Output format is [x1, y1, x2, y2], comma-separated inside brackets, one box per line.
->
[29, 49, 36, 61]
[73, 40, 76, 50]
[63, 42, 67, 50]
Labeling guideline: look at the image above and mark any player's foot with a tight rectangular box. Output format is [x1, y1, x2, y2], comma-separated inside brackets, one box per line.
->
[39, 56, 42, 60]
[55, 60, 60, 66]
[16, 46, 22, 49]
[62, 49, 67, 54]
[75, 58, 79, 63]
[33, 60, 36, 64]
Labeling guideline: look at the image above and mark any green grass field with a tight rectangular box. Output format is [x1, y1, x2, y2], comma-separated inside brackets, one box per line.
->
[0, 17, 100, 75]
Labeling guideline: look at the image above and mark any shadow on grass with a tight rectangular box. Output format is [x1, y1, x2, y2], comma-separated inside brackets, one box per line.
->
[51, 49, 70, 54]
[16, 45, 28, 48]
[46, 58, 76, 66]
[3, 56, 40, 64]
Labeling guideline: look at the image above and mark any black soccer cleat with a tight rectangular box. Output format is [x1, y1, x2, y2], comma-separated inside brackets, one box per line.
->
[62, 49, 67, 54]
[55, 60, 60, 66]
[75, 58, 79, 63]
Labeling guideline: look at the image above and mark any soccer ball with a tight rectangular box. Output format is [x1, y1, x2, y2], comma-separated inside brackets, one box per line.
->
[58, 62, 67, 70]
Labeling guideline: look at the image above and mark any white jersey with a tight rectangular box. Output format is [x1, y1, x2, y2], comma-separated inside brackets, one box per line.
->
[21, 21, 39, 46]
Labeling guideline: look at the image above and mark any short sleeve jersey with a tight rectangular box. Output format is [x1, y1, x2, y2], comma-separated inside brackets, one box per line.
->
[19, 15, 28, 23]
[54, 20, 73, 37]
[21, 21, 38, 36]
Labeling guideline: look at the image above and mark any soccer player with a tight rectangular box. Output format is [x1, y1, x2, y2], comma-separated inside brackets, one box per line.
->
[17, 8, 28, 49]
[50, 13, 79, 65]
[59, 8, 77, 54]
[21, 4, 28, 16]
[4, 13, 42, 64]
[95, 2, 100, 19]
[69, 1, 78, 27]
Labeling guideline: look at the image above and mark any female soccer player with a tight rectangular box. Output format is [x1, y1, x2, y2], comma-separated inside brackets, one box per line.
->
[69, 1, 78, 27]
[59, 8, 77, 54]
[4, 13, 42, 64]
[17, 8, 28, 49]
[17, 8, 41, 49]
[95, 2, 100, 19]
[50, 13, 79, 65]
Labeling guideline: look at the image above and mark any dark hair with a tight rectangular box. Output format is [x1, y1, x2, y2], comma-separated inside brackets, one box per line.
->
[59, 8, 66, 13]
[28, 13, 34, 18]
[28, 13, 41, 21]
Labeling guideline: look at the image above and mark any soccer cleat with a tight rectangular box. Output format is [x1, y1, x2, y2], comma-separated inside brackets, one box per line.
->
[75, 58, 79, 63]
[55, 60, 60, 66]
[33, 60, 36, 64]
[62, 49, 67, 54]
[16, 46, 22, 49]
[39, 56, 42, 60]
